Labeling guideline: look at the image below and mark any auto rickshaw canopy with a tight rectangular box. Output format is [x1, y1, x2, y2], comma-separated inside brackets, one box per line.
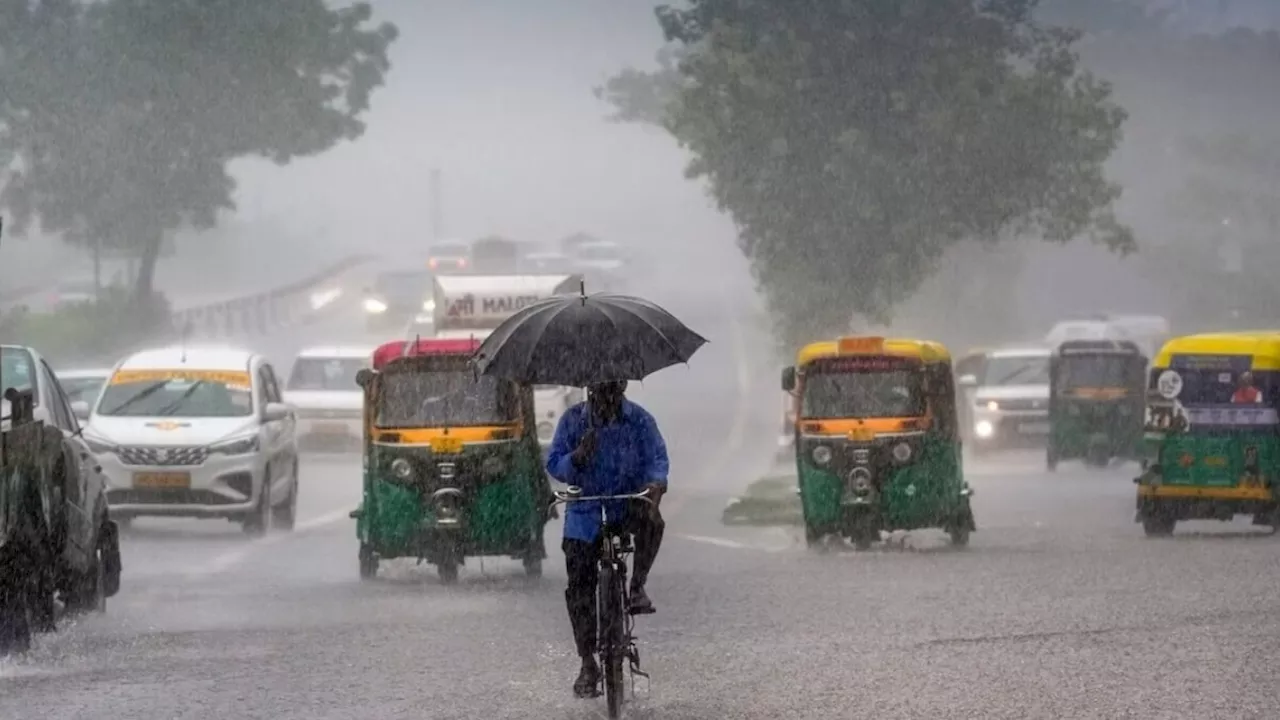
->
[371, 338, 481, 371]
[1152, 331, 1280, 371]
[796, 336, 951, 368]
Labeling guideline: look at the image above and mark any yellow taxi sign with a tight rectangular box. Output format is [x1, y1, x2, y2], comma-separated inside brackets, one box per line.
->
[837, 336, 885, 355]
[110, 368, 252, 390]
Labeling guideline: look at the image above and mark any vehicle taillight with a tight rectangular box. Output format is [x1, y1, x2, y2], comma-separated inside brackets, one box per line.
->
[457, 257, 468, 268]
[428, 258, 439, 269]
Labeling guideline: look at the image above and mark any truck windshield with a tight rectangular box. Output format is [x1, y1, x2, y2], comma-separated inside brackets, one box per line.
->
[1059, 355, 1132, 389]
[801, 362, 925, 419]
[376, 370, 516, 427]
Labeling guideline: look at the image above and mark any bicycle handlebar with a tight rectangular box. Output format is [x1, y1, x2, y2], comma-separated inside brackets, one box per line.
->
[551, 486, 657, 507]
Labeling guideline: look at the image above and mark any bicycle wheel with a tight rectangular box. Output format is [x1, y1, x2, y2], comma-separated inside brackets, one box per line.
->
[597, 562, 626, 718]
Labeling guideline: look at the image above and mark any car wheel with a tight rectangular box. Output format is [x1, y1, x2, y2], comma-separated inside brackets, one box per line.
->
[242, 470, 271, 537]
[272, 464, 298, 532]
[67, 526, 108, 614]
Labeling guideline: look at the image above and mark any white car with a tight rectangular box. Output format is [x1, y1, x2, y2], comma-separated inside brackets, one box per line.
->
[282, 347, 371, 450]
[534, 385, 584, 448]
[81, 346, 299, 535]
[959, 346, 1052, 453]
[56, 368, 113, 408]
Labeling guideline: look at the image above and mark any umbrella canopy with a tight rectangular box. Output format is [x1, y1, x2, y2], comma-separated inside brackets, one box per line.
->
[473, 293, 707, 386]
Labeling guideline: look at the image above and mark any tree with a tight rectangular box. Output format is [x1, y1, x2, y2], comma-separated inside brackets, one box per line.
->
[603, 0, 1133, 348]
[0, 0, 397, 313]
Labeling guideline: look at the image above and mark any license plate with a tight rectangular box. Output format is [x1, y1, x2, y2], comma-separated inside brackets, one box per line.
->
[133, 471, 191, 489]
[312, 422, 349, 435]
[429, 436, 464, 454]
[1018, 422, 1050, 434]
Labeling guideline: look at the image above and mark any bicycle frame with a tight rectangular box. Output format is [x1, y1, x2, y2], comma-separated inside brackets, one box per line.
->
[552, 485, 655, 715]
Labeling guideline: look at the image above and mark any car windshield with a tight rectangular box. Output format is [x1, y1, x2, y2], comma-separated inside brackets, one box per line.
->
[428, 243, 468, 257]
[375, 271, 429, 299]
[287, 357, 366, 391]
[97, 370, 254, 417]
[982, 355, 1050, 386]
[0, 347, 35, 395]
[1059, 356, 1132, 389]
[60, 376, 108, 404]
[376, 369, 516, 427]
[801, 360, 925, 418]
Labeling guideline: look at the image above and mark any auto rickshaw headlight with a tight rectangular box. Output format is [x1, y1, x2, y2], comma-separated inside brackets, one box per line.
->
[537, 422, 554, 441]
[390, 458, 413, 480]
[892, 442, 912, 463]
[481, 456, 505, 476]
[811, 445, 833, 465]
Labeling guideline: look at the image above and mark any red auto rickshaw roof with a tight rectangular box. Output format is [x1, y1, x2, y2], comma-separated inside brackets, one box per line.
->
[371, 338, 480, 370]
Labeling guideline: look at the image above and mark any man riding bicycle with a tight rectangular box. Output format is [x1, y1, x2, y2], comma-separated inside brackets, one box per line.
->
[545, 379, 669, 698]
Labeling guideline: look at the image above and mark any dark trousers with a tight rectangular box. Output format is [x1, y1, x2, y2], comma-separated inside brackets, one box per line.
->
[563, 504, 664, 658]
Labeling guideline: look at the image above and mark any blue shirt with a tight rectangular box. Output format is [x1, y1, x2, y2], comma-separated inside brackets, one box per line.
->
[545, 399, 670, 542]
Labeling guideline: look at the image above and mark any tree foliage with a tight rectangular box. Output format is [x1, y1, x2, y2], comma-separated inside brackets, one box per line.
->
[604, 0, 1132, 347]
[0, 0, 397, 308]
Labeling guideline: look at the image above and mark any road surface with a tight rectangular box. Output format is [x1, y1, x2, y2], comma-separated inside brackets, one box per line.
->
[2, 265, 1277, 719]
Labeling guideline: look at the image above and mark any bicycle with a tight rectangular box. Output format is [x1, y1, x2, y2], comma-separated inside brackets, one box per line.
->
[552, 485, 655, 719]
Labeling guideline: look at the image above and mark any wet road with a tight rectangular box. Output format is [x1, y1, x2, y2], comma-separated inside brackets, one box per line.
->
[4, 266, 1280, 719]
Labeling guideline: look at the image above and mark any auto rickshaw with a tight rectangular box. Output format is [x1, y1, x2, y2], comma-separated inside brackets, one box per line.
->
[351, 338, 551, 583]
[1046, 339, 1147, 470]
[781, 336, 976, 550]
[1135, 331, 1280, 537]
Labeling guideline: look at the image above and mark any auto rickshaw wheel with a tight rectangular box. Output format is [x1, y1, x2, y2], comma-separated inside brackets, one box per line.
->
[358, 544, 378, 580]
[1046, 445, 1058, 472]
[803, 523, 822, 550]
[1142, 513, 1176, 537]
[523, 555, 543, 578]
[437, 558, 460, 585]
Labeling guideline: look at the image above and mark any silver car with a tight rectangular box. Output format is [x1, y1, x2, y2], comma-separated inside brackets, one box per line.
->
[958, 346, 1052, 454]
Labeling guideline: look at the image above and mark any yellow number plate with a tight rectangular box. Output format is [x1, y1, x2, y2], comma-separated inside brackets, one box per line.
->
[133, 472, 191, 489]
[429, 436, 464, 454]
[847, 427, 875, 442]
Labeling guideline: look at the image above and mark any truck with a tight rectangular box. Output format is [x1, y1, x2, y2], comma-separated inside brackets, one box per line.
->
[430, 273, 586, 449]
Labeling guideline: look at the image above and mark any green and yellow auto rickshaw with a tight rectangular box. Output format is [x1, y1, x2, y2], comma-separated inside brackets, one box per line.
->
[351, 338, 551, 583]
[781, 336, 976, 550]
[1046, 339, 1147, 470]
[1135, 331, 1280, 536]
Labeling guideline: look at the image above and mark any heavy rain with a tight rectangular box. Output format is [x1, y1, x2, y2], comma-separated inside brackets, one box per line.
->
[2, 1, 1280, 717]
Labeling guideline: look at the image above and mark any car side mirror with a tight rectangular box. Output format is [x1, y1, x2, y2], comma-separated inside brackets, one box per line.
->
[263, 402, 291, 422]
[781, 366, 797, 392]
[355, 368, 374, 389]
[957, 374, 978, 388]
[71, 400, 91, 421]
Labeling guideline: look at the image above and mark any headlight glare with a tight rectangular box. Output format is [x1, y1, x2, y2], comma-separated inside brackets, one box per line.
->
[363, 297, 388, 314]
[390, 457, 413, 479]
[985, 400, 999, 411]
[974, 421, 994, 439]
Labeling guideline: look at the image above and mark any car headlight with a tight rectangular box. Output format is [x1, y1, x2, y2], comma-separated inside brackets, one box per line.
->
[363, 297, 388, 314]
[974, 421, 994, 439]
[481, 456, 505, 475]
[811, 445, 832, 465]
[537, 422, 554, 441]
[210, 435, 260, 455]
[985, 400, 999, 411]
[892, 442, 912, 463]
[422, 299, 436, 312]
[84, 436, 117, 454]
[390, 457, 413, 480]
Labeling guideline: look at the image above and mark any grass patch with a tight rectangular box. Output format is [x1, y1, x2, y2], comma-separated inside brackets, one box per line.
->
[721, 472, 803, 527]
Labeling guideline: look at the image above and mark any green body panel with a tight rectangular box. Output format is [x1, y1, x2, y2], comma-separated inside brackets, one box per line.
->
[357, 439, 545, 560]
[796, 432, 966, 531]
[1152, 432, 1280, 488]
[1049, 403, 1143, 458]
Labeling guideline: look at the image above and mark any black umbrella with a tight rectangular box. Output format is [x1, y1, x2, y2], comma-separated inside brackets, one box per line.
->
[473, 292, 707, 386]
